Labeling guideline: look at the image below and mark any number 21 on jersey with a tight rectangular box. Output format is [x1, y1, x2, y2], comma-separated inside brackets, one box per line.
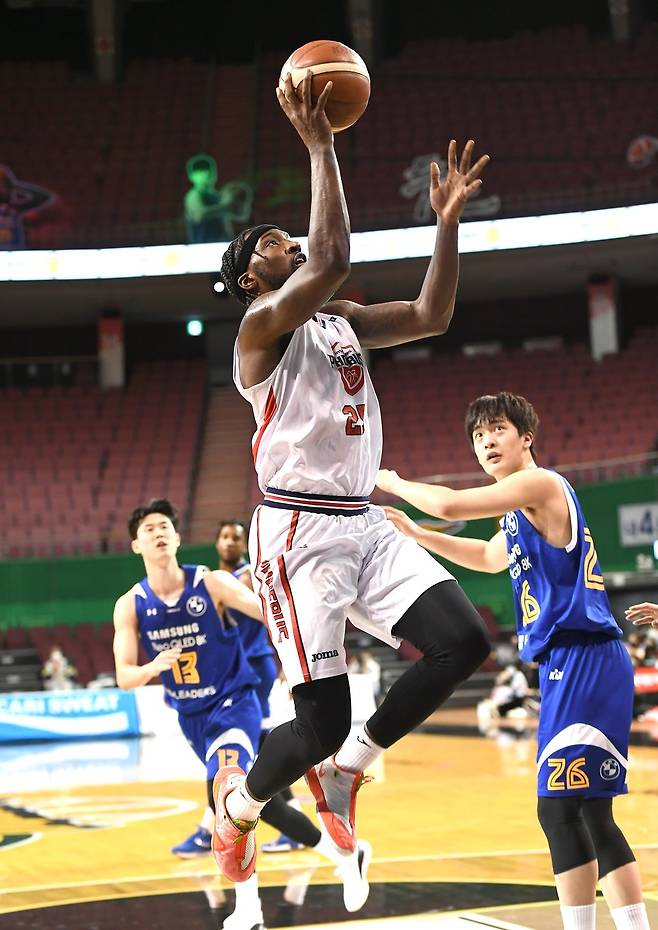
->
[343, 404, 365, 436]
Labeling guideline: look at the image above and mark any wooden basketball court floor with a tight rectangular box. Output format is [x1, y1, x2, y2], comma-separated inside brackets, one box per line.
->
[1, 718, 658, 930]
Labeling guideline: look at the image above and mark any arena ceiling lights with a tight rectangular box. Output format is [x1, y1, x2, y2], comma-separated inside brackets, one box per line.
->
[1, 202, 657, 282]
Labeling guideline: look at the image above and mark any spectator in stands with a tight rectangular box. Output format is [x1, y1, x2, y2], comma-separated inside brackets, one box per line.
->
[476, 660, 530, 736]
[348, 649, 382, 706]
[41, 645, 77, 691]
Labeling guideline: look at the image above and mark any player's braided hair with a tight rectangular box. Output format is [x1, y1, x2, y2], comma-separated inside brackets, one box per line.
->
[220, 223, 277, 306]
[465, 392, 540, 461]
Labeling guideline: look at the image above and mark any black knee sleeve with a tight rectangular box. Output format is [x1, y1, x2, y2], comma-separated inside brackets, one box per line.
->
[367, 582, 490, 747]
[537, 796, 596, 875]
[582, 797, 635, 879]
[246, 675, 351, 800]
[290, 676, 352, 760]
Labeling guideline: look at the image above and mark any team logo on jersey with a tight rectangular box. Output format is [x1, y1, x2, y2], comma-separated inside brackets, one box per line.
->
[600, 758, 621, 780]
[504, 512, 519, 536]
[328, 341, 365, 396]
[186, 595, 207, 617]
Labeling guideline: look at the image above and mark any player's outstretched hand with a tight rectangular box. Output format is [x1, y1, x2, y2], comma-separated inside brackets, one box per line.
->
[430, 139, 490, 226]
[382, 505, 420, 540]
[276, 70, 334, 151]
[375, 468, 402, 495]
[149, 646, 182, 675]
[625, 602, 658, 627]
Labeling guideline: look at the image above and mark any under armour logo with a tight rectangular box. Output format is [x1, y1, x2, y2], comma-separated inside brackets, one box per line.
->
[146, 607, 157, 616]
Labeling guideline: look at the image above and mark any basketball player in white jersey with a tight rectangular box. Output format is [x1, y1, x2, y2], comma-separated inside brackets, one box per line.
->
[212, 70, 491, 882]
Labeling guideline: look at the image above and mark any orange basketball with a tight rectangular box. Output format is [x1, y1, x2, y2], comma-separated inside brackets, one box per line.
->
[279, 40, 370, 133]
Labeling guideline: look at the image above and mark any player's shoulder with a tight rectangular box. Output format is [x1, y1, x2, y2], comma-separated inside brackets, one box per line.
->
[113, 588, 140, 622]
[325, 298, 359, 320]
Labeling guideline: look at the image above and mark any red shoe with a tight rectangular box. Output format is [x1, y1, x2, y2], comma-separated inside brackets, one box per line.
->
[211, 765, 258, 882]
[305, 755, 371, 854]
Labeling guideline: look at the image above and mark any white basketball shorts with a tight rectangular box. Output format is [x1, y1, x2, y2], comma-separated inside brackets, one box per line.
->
[249, 497, 453, 689]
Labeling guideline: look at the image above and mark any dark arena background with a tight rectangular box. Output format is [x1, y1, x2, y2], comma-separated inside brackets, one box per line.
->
[1, 2, 658, 928]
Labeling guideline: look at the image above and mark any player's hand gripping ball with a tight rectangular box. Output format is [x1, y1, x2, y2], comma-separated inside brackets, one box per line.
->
[279, 40, 370, 132]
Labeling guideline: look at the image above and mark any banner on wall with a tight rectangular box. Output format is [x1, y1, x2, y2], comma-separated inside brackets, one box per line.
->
[634, 668, 658, 694]
[618, 502, 658, 548]
[0, 688, 140, 742]
[587, 274, 619, 361]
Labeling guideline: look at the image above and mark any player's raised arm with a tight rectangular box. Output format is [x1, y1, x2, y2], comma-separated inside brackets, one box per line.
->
[375, 466, 559, 523]
[205, 569, 264, 623]
[383, 505, 508, 574]
[334, 140, 489, 349]
[113, 592, 181, 689]
[237, 72, 350, 350]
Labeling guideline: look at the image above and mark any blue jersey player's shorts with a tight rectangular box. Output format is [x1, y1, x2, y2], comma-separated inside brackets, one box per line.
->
[537, 633, 633, 798]
[249, 653, 278, 723]
[177, 686, 262, 782]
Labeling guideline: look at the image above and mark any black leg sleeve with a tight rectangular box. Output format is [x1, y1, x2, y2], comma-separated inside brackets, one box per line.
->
[366, 581, 491, 748]
[537, 796, 597, 874]
[260, 794, 321, 847]
[582, 797, 635, 879]
[246, 674, 352, 800]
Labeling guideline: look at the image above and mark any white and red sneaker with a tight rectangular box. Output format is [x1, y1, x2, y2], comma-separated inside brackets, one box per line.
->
[305, 755, 371, 854]
[211, 765, 258, 883]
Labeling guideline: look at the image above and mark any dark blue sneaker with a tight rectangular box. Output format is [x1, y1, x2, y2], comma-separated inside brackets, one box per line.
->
[261, 833, 302, 853]
[171, 826, 212, 858]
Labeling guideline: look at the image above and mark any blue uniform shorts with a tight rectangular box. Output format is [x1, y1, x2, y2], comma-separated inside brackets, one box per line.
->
[249, 653, 278, 722]
[537, 634, 633, 798]
[177, 686, 262, 781]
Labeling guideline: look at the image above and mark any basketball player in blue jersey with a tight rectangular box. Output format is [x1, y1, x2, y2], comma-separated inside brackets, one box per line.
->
[376, 393, 651, 930]
[113, 499, 371, 920]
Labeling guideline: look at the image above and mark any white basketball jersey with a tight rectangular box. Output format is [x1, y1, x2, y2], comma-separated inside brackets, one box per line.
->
[233, 311, 382, 497]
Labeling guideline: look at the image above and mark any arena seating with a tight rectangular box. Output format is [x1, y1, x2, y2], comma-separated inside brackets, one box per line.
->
[0, 359, 206, 559]
[2, 23, 658, 247]
[374, 325, 658, 485]
[0, 621, 145, 688]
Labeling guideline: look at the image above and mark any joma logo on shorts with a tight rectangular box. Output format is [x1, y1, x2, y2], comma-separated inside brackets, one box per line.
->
[311, 650, 339, 662]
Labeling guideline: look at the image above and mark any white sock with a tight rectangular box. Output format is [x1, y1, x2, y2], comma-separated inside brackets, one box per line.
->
[560, 903, 596, 930]
[225, 777, 268, 824]
[313, 826, 351, 866]
[234, 873, 261, 912]
[610, 903, 650, 930]
[200, 806, 215, 832]
[334, 725, 384, 772]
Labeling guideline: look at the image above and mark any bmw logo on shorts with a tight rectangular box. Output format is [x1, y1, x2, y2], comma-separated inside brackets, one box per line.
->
[600, 758, 621, 780]
[186, 595, 207, 617]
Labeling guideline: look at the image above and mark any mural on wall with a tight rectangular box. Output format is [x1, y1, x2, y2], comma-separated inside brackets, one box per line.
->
[0, 165, 60, 250]
[184, 154, 253, 243]
[626, 135, 658, 170]
[400, 153, 500, 224]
